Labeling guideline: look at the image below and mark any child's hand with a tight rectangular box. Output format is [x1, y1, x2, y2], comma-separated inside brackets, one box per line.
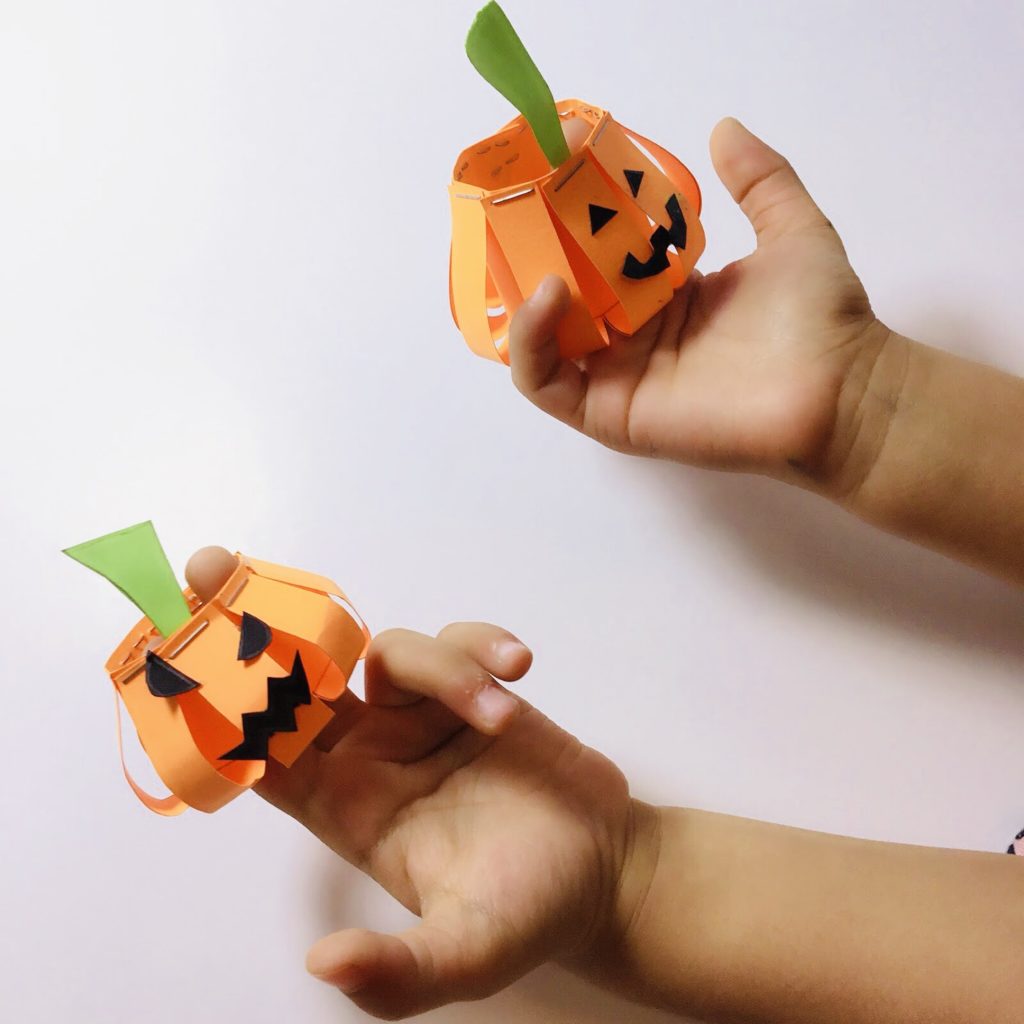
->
[187, 548, 639, 1020]
[510, 117, 891, 488]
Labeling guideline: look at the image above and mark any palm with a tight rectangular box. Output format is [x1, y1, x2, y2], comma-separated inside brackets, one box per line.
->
[580, 228, 877, 473]
[268, 699, 630, 981]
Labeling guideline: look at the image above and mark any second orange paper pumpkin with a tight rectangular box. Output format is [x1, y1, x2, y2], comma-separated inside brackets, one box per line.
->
[450, 100, 704, 363]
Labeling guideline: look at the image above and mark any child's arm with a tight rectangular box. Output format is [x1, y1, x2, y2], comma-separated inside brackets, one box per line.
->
[593, 805, 1024, 1023]
[828, 335, 1024, 583]
[510, 119, 1024, 585]
[187, 552, 1024, 1021]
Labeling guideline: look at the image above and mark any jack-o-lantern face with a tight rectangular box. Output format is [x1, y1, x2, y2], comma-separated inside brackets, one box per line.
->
[449, 100, 705, 362]
[67, 524, 368, 814]
[100, 554, 367, 815]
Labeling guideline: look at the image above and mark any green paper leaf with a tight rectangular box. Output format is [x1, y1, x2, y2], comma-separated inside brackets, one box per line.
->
[64, 521, 192, 638]
[466, 2, 570, 169]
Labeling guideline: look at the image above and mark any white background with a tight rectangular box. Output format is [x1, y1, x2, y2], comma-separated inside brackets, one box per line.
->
[3, 2, 1024, 1021]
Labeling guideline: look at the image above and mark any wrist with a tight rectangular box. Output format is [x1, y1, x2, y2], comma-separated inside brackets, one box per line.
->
[612, 799, 664, 952]
[562, 799, 665, 981]
[805, 322, 912, 506]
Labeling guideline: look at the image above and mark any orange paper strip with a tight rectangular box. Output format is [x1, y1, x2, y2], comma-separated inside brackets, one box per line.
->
[106, 555, 368, 814]
[448, 99, 704, 361]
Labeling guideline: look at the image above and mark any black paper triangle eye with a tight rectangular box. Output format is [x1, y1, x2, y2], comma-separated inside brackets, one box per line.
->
[145, 651, 200, 698]
[237, 612, 272, 661]
[588, 203, 618, 234]
[624, 169, 644, 198]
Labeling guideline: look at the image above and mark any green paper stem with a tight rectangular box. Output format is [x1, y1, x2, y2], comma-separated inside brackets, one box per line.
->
[64, 521, 192, 638]
[466, 1, 570, 169]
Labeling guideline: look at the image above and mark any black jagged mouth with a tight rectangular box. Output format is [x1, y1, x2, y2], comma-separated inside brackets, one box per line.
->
[622, 194, 688, 281]
[219, 651, 312, 761]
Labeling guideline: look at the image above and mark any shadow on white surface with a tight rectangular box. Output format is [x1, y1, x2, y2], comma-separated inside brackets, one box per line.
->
[676, 468, 1024, 666]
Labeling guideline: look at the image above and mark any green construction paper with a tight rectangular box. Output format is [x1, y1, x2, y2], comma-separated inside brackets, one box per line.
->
[466, 2, 570, 169]
[64, 521, 192, 638]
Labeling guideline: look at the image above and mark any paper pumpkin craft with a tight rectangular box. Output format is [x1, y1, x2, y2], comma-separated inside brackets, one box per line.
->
[449, 2, 705, 363]
[65, 522, 368, 816]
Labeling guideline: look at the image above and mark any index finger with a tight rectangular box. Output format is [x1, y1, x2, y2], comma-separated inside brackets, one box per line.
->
[366, 627, 523, 736]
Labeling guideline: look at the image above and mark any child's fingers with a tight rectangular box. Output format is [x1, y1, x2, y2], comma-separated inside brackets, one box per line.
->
[184, 545, 238, 602]
[435, 621, 532, 682]
[365, 628, 521, 735]
[710, 117, 832, 245]
[509, 275, 588, 430]
[254, 746, 323, 821]
[306, 897, 532, 1019]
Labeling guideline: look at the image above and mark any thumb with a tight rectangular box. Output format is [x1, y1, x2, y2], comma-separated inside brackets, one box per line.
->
[306, 900, 532, 1019]
[509, 274, 587, 430]
[184, 546, 238, 602]
[710, 117, 831, 244]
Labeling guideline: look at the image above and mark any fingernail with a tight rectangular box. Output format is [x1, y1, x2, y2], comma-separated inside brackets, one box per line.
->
[475, 685, 518, 730]
[527, 274, 561, 309]
[495, 638, 530, 666]
[305, 943, 335, 978]
[332, 967, 366, 995]
[306, 950, 365, 994]
[725, 116, 754, 139]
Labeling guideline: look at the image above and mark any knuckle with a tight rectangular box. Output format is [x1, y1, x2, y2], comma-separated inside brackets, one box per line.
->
[437, 620, 498, 649]
[450, 665, 492, 699]
[367, 627, 418, 659]
[435, 622, 469, 643]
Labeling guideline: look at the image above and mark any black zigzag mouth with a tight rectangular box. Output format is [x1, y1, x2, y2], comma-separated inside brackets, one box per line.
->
[622, 194, 688, 281]
[219, 651, 312, 761]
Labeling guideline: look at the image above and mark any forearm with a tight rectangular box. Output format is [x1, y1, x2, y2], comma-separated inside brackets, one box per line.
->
[822, 331, 1024, 584]
[583, 804, 1024, 1023]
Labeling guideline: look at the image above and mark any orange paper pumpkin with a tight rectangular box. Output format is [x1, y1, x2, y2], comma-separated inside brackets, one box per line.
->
[449, 100, 705, 363]
[106, 556, 368, 815]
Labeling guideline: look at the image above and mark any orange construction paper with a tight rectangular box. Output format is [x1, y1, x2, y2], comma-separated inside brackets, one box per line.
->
[449, 100, 704, 362]
[105, 555, 369, 815]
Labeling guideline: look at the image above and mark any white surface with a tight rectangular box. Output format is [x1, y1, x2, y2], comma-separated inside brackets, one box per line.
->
[2, 1, 1024, 1021]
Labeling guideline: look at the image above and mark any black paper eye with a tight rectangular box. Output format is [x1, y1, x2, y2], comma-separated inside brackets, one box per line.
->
[237, 612, 272, 661]
[588, 203, 617, 234]
[145, 651, 200, 698]
[624, 169, 644, 198]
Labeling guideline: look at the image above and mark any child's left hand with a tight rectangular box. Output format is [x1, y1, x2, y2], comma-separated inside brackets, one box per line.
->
[186, 548, 640, 1020]
[509, 118, 889, 488]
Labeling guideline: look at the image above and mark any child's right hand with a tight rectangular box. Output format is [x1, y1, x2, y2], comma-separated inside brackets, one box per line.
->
[187, 547, 642, 1020]
[187, 550, 1024, 1022]
[510, 117, 893, 492]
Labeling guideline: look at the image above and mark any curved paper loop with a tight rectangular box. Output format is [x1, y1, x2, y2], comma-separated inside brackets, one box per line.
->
[241, 557, 352, 602]
[449, 101, 703, 356]
[114, 689, 187, 817]
[449, 189, 504, 361]
[619, 124, 702, 216]
[339, 596, 372, 660]
[223, 572, 365, 704]
[118, 660, 260, 813]
[240, 554, 370, 657]
[483, 185, 608, 359]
